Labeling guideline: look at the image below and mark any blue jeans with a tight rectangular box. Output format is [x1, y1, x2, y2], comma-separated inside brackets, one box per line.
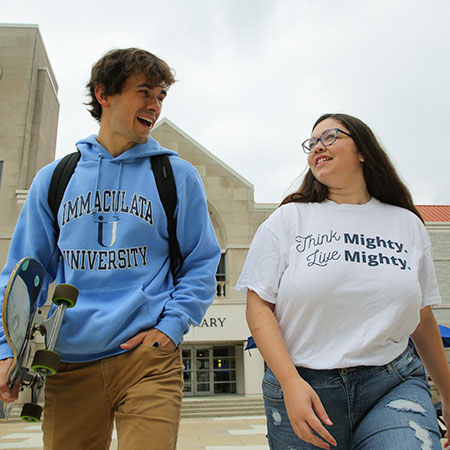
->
[263, 346, 441, 449]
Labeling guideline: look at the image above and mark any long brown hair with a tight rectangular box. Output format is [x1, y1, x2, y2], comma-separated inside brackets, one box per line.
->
[281, 113, 423, 222]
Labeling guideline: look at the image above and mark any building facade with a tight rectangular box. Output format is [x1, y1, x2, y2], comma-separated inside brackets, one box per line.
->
[418, 208, 450, 330]
[1, 24, 449, 398]
[0, 24, 59, 266]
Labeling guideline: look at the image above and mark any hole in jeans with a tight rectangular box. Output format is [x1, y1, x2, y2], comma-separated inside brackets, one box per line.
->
[387, 399, 433, 450]
[387, 399, 426, 416]
[271, 410, 282, 426]
[409, 420, 433, 450]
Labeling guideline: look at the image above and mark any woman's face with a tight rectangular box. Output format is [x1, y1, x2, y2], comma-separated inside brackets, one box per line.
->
[307, 118, 365, 190]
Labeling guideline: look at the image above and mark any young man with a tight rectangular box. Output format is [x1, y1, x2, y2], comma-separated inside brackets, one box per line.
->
[0, 48, 221, 449]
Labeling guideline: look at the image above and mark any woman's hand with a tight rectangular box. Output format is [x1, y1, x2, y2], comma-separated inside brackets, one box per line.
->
[282, 376, 336, 449]
[246, 290, 336, 448]
[411, 307, 450, 448]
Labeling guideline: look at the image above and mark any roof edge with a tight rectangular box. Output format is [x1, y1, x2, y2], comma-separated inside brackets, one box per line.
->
[0, 23, 58, 92]
[0, 23, 39, 28]
[154, 117, 254, 190]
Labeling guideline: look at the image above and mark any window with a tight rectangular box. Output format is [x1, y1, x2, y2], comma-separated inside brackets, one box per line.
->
[216, 252, 226, 297]
[182, 345, 237, 395]
[213, 346, 236, 394]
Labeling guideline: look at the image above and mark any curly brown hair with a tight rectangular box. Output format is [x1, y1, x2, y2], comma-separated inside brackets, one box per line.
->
[281, 113, 423, 222]
[86, 48, 176, 122]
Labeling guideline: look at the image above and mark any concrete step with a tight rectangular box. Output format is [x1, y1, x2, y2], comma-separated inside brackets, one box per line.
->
[4, 397, 265, 422]
[182, 401, 264, 410]
[182, 396, 263, 404]
[1, 404, 23, 423]
[182, 409, 264, 418]
[183, 403, 263, 410]
[181, 396, 265, 418]
[183, 406, 263, 414]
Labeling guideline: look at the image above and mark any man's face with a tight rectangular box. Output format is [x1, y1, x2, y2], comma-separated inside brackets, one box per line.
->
[103, 72, 167, 150]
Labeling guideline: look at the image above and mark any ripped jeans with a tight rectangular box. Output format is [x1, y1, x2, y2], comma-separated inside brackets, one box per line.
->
[263, 346, 441, 449]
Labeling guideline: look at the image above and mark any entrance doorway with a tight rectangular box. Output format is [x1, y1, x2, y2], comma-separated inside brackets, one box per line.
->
[182, 345, 237, 396]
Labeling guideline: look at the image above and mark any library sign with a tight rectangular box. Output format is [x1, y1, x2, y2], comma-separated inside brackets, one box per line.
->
[199, 317, 226, 328]
[185, 304, 248, 341]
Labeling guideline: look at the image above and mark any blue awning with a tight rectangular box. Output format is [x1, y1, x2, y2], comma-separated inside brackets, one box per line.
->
[439, 325, 450, 347]
[244, 336, 257, 350]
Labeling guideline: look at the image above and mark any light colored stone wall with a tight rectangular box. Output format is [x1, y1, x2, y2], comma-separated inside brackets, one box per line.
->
[0, 24, 59, 267]
[428, 225, 450, 327]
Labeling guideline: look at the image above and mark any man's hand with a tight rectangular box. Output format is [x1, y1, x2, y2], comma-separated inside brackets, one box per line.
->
[120, 329, 176, 351]
[0, 358, 19, 403]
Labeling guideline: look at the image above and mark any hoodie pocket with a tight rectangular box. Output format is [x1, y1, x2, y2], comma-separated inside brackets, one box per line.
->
[54, 284, 153, 357]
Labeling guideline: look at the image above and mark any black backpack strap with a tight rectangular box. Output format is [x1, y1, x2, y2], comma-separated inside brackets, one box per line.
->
[151, 154, 183, 278]
[48, 151, 81, 235]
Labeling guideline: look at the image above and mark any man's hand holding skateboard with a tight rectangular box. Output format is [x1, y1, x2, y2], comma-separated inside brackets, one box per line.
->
[0, 358, 19, 403]
[0, 258, 78, 421]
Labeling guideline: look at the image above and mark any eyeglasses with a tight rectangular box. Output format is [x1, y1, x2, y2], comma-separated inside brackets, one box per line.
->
[301, 128, 352, 154]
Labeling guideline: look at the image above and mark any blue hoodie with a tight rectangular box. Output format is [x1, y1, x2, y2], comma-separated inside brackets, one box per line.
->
[0, 135, 221, 362]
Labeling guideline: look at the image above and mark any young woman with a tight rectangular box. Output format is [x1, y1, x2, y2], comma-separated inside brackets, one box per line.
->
[236, 113, 450, 449]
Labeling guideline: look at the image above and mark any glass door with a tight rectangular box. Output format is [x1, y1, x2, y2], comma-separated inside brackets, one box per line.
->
[182, 348, 193, 395]
[213, 346, 236, 394]
[182, 346, 213, 396]
[182, 345, 237, 396]
[194, 347, 213, 395]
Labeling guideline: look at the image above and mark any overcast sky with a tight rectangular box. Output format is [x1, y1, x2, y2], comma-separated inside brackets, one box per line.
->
[3, 0, 450, 204]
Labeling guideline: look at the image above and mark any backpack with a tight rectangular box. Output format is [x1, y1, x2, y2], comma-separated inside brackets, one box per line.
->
[47, 151, 182, 277]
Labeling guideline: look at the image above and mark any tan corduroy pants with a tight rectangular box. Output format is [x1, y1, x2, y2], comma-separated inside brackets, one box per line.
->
[42, 345, 183, 450]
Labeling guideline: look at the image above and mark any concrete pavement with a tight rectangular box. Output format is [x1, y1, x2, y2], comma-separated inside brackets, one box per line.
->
[0, 415, 269, 449]
[0, 415, 447, 449]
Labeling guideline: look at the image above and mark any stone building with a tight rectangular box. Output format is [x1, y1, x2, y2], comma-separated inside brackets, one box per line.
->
[1, 24, 449, 399]
[417, 207, 450, 329]
[0, 24, 59, 264]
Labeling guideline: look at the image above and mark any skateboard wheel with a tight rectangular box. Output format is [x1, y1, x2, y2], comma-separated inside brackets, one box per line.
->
[52, 283, 78, 308]
[21, 403, 43, 422]
[31, 349, 60, 375]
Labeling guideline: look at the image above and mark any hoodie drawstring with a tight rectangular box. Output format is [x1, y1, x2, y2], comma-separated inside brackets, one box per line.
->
[93, 154, 103, 217]
[113, 162, 123, 220]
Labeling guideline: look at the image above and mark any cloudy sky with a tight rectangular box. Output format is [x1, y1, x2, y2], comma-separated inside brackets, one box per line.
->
[3, 0, 450, 204]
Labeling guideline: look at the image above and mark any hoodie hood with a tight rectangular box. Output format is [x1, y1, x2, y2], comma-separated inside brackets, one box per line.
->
[75, 134, 178, 163]
[74, 135, 179, 208]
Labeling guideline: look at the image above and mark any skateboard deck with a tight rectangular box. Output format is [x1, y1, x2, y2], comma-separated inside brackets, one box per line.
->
[0, 257, 78, 422]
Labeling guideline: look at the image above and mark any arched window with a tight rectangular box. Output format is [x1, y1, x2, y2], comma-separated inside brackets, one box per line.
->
[216, 252, 226, 297]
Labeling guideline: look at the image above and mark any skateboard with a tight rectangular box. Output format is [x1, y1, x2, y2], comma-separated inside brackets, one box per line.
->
[0, 257, 78, 422]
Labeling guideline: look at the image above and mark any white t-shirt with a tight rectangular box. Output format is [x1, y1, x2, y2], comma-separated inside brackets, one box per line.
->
[236, 198, 441, 369]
